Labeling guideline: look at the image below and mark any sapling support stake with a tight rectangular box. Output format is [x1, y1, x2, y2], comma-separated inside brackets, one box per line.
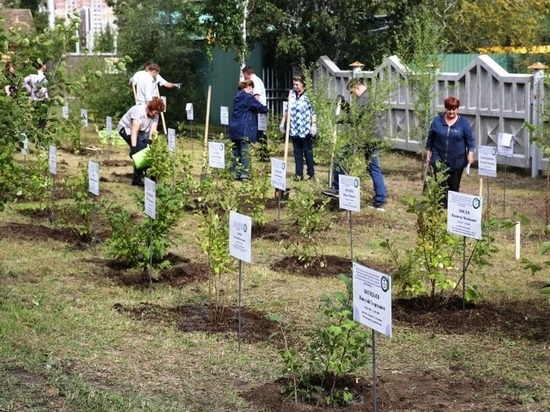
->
[237, 259, 243, 352]
[92, 196, 98, 256]
[503, 157, 508, 215]
[348, 210, 354, 263]
[276, 189, 282, 242]
[371, 330, 378, 412]
[201, 86, 212, 180]
[461, 235, 467, 335]
[149, 216, 153, 292]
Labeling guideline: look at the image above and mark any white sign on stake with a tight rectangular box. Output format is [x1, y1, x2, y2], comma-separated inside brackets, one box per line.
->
[49, 145, 57, 175]
[62, 103, 69, 119]
[208, 141, 225, 169]
[258, 113, 267, 131]
[270, 158, 287, 191]
[88, 161, 100, 196]
[21, 134, 28, 156]
[144, 177, 156, 219]
[161, 96, 167, 112]
[447, 191, 483, 240]
[186, 103, 194, 120]
[167, 128, 176, 152]
[339, 175, 361, 212]
[106, 116, 113, 136]
[81, 109, 88, 127]
[477, 145, 497, 177]
[220, 106, 229, 126]
[352, 262, 392, 338]
[229, 211, 252, 263]
[497, 132, 514, 158]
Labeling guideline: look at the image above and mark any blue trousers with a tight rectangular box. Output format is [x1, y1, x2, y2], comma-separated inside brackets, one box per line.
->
[291, 136, 314, 178]
[332, 146, 387, 206]
[231, 139, 251, 178]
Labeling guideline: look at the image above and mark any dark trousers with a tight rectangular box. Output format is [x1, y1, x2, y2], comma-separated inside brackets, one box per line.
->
[433, 165, 464, 208]
[291, 136, 314, 178]
[119, 128, 149, 182]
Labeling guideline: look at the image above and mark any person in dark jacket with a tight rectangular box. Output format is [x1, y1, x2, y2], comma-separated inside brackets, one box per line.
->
[322, 78, 387, 211]
[229, 79, 269, 180]
[425, 96, 475, 206]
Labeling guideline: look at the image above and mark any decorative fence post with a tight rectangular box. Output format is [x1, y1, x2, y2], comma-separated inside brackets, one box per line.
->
[529, 62, 548, 178]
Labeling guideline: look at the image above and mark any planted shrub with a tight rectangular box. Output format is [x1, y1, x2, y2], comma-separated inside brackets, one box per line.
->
[269, 274, 371, 407]
[284, 185, 335, 267]
[381, 167, 498, 307]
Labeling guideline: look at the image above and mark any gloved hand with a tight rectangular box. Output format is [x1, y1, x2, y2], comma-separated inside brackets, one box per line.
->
[147, 139, 153, 146]
[310, 124, 317, 137]
[279, 121, 286, 134]
[130, 146, 139, 156]
[174, 83, 182, 89]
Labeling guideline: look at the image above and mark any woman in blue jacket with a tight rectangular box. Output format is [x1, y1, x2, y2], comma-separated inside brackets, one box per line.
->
[229, 79, 269, 180]
[425, 96, 475, 206]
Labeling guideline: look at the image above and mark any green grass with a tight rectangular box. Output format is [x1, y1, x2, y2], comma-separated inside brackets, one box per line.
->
[1, 132, 549, 411]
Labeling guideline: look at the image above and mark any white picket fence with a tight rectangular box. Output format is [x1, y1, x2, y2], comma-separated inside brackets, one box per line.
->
[315, 55, 549, 175]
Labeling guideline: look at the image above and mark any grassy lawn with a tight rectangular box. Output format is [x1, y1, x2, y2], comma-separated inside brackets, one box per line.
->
[0, 131, 549, 412]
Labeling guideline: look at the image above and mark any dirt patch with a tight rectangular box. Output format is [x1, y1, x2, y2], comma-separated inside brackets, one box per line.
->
[270, 255, 393, 278]
[101, 254, 209, 288]
[243, 371, 518, 412]
[112, 302, 279, 344]
[393, 295, 550, 341]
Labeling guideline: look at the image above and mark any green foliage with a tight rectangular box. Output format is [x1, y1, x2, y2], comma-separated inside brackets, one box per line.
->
[381, 165, 497, 307]
[20, 148, 52, 209]
[57, 163, 95, 242]
[270, 275, 371, 407]
[103, 141, 189, 269]
[70, 56, 133, 122]
[0, 144, 25, 209]
[284, 185, 334, 268]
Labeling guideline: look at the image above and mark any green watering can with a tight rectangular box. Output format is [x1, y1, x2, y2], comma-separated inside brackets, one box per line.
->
[132, 146, 151, 170]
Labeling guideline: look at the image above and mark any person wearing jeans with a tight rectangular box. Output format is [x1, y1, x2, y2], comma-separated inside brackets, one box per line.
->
[280, 74, 317, 180]
[323, 78, 387, 210]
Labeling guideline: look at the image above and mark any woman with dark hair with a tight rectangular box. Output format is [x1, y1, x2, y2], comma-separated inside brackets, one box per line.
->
[229, 79, 269, 180]
[425, 96, 475, 206]
[280, 74, 317, 180]
[117, 97, 165, 186]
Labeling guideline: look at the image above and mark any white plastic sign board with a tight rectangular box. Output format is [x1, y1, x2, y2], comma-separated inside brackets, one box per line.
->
[186, 103, 194, 120]
[352, 262, 392, 338]
[62, 103, 69, 119]
[477, 145, 497, 177]
[167, 128, 176, 152]
[88, 161, 99, 196]
[208, 141, 225, 169]
[220, 106, 229, 125]
[144, 177, 156, 219]
[258, 113, 267, 131]
[229, 211, 252, 263]
[270, 158, 287, 191]
[21, 134, 28, 156]
[106, 116, 112, 136]
[161, 96, 167, 112]
[81, 109, 88, 127]
[49, 145, 57, 175]
[447, 191, 483, 240]
[339, 175, 361, 212]
[497, 132, 514, 158]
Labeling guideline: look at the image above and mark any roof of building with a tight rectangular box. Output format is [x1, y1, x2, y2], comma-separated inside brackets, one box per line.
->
[0, 9, 36, 33]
